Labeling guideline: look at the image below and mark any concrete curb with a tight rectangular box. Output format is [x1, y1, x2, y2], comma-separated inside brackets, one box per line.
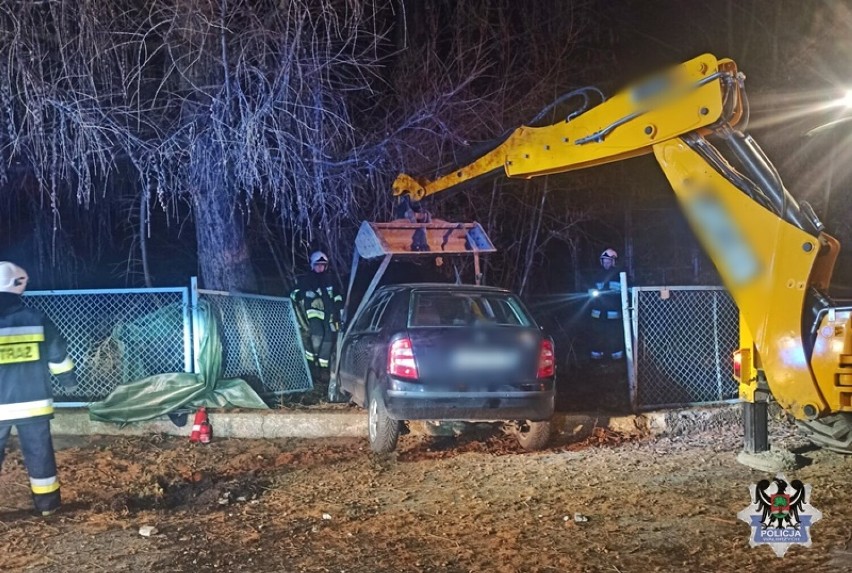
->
[50, 409, 367, 439]
[47, 404, 739, 440]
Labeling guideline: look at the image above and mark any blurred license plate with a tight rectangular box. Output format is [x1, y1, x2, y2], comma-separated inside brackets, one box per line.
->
[452, 349, 519, 371]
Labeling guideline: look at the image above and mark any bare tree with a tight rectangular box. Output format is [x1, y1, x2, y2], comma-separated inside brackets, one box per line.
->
[0, 0, 396, 290]
[0, 0, 604, 294]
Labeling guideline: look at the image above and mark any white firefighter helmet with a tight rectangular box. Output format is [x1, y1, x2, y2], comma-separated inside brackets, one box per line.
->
[600, 248, 618, 262]
[310, 251, 329, 267]
[0, 262, 29, 294]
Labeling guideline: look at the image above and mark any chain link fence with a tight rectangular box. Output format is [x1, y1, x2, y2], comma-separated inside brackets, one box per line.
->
[22, 279, 733, 407]
[194, 287, 313, 397]
[23, 288, 191, 403]
[20, 280, 313, 404]
[630, 286, 739, 409]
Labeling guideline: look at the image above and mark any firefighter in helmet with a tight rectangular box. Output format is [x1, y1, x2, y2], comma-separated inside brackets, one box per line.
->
[588, 248, 625, 361]
[0, 262, 77, 516]
[291, 251, 344, 379]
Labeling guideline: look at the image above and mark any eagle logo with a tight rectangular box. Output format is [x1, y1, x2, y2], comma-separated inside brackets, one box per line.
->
[757, 477, 804, 529]
[737, 474, 822, 558]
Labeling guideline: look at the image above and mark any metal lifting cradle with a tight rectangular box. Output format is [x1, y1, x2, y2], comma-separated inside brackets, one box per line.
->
[342, 219, 496, 326]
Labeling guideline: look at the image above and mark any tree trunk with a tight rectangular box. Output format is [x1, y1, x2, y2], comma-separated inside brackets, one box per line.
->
[571, 241, 582, 292]
[194, 185, 257, 292]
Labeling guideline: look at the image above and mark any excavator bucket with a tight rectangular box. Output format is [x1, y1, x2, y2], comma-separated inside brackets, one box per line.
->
[354, 219, 495, 259]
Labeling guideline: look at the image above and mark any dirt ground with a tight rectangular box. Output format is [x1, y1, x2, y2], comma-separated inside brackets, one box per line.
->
[1, 417, 851, 573]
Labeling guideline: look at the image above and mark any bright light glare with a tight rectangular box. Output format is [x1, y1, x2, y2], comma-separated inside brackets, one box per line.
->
[842, 90, 852, 108]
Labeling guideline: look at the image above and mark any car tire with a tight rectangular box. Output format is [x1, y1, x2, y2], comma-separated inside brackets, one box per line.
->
[515, 420, 551, 451]
[367, 377, 400, 454]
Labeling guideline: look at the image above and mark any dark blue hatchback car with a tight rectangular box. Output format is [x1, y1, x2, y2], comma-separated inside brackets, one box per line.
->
[335, 283, 555, 453]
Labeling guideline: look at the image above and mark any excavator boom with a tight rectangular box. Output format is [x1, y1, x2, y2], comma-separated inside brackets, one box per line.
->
[394, 54, 743, 199]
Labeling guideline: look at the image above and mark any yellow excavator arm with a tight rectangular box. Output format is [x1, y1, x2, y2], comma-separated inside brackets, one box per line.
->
[393, 54, 743, 199]
[392, 54, 852, 441]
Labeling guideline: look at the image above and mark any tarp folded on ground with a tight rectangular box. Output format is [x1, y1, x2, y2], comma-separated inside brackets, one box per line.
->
[89, 301, 268, 424]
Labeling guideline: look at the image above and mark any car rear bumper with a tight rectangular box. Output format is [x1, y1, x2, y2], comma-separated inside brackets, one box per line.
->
[384, 379, 555, 421]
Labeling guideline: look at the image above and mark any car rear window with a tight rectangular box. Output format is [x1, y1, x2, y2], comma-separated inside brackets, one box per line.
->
[409, 291, 532, 327]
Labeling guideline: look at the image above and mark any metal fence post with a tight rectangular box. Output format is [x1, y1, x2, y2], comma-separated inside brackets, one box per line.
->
[190, 276, 201, 374]
[182, 286, 193, 373]
[629, 285, 640, 411]
[621, 272, 638, 411]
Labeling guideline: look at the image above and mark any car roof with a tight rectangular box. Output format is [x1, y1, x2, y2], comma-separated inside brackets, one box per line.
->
[377, 282, 514, 295]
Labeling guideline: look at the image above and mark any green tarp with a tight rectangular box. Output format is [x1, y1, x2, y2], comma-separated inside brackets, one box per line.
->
[89, 301, 268, 424]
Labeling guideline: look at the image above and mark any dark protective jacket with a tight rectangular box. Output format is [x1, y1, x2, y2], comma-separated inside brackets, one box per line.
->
[0, 293, 77, 426]
[590, 267, 622, 320]
[290, 271, 343, 325]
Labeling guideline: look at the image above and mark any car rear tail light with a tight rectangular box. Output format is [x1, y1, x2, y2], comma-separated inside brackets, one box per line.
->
[537, 339, 555, 378]
[388, 337, 419, 380]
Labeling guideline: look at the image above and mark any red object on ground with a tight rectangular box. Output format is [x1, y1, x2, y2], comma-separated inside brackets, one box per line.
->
[199, 418, 213, 444]
[190, 407, 207, 443]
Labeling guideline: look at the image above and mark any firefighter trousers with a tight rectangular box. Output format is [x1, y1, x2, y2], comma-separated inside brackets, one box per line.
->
[307, 319, 334, 369]
[589, 315, 624, 360]
[0, 420, 61, 513]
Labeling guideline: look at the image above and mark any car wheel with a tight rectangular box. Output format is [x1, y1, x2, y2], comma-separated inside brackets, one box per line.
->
[367, 378, 400, 453]
[515, 420, 551, 451]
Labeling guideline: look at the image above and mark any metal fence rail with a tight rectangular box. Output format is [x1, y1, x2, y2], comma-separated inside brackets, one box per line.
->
[23, 288, 191, 402]
[194, 285, 312, 397]
[630, 286, 739, 409]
